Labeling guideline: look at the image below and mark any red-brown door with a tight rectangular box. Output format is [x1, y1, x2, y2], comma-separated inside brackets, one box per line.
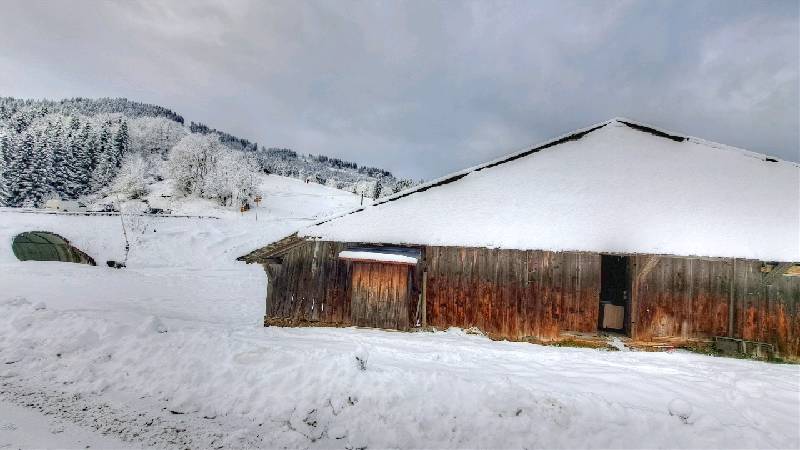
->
[350, 262, 411, 330]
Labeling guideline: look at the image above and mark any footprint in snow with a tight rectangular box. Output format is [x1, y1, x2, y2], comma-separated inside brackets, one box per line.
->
[233, 348, 269, 364]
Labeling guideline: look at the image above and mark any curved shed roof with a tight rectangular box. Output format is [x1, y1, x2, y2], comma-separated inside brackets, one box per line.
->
[12, 231, 97, 265]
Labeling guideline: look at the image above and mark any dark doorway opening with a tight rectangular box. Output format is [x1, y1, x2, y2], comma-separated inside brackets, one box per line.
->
[599, 255, 629, 334]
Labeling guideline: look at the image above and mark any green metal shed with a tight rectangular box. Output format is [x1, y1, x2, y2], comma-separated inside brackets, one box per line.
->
[12, 231, 96, 265]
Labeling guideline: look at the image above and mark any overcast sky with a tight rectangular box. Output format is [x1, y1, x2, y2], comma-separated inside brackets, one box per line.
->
[1, 0, 797, 179]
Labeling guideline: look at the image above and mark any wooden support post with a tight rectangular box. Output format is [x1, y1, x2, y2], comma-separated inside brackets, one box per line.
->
[728, 258, 735, 337]
[415, 294, 421, 325]
[421, 270, 428, 328]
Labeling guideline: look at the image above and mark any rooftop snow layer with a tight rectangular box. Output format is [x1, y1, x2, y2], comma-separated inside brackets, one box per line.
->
[299, 119, 800, 262]
[339, 250, 419, 265]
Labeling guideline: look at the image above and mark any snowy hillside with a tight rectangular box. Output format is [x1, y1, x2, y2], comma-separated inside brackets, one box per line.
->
[1, 172, 798, 448]
[0, 173, 362, 268]
[0, 97, 416, 209]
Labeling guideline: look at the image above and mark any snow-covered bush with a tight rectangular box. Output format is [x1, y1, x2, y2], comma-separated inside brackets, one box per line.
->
[167, 133, 224, 197]
[167, 133, 260, 206]
[205, 150, 260, 207]
[354, 179, 379, 199]
[128, 117, 187, 156]
[111, 153, 149, 199]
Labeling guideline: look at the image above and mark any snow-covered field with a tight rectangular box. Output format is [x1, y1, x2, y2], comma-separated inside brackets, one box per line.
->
[1, 175, 798, 449]
[0, 399, 132, 449]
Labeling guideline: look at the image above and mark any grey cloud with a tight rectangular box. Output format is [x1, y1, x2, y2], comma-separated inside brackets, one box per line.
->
[1, 0, 797, 179]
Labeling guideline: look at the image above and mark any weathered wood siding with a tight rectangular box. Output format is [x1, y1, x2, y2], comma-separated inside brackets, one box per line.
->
[631, 256, 731, 340]
[631, 256, 800, 356]
[264, 241, 352, 326]
[730, 260, 800, 356]
[425, 247, 600, 340]
[261, 241, 800, 357]
[264, 241, 420, 328]
[351, 262, 411, 330]
[758, 270, 800, 356]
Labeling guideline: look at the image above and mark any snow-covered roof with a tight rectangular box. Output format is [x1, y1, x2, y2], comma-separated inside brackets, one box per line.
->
[339, 248, 419, 265]
[298, 118, 800, 262]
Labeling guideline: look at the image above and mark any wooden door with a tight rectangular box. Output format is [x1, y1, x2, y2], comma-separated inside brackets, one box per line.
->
[350, 262, 411, 330]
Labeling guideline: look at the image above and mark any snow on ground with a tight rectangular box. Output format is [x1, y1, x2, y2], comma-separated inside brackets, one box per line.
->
[0, 399, 134, 449]
[0, 174, 362, 269]
[138, 174, 364, 221]
[1, 174, 799, 449]
[1, 285, 798, 449]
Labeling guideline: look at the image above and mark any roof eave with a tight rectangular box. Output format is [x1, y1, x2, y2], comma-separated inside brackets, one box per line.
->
[237, 233, 308, 264]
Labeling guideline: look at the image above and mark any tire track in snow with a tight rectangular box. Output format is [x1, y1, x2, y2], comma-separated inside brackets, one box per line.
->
[0, 379, 266, 449]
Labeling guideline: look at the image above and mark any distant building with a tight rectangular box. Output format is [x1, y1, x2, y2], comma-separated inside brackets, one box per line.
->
[240, 119, 800, 358]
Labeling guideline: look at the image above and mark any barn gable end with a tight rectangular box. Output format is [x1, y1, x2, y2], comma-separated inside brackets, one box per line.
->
[299, 118, 799, 262]
[241, 118, 800, 358]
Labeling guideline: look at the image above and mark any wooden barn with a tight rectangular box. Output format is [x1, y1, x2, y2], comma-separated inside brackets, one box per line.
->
[240, 118, 800, 358]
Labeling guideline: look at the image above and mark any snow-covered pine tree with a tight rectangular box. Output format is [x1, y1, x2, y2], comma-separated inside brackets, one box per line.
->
[0, 133, 10, 205]
[79, 122, 97, 180]
[61, 116, 83, 199]
[3, 135, 21, 206]
[91, 121, 115, 191]
[10, 111, 29, 134]
[98, 121, 112, 154]
[49, 120, 70, 197]
[10, 131, 35, 207]
[91, 150, 114, 192]
[112, 120, 129, 168]
[392, 178, 415, 194]
[28, 128, 53, 206]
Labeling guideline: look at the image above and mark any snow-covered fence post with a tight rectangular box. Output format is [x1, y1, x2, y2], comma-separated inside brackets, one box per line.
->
[116, 193, 131, 264]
